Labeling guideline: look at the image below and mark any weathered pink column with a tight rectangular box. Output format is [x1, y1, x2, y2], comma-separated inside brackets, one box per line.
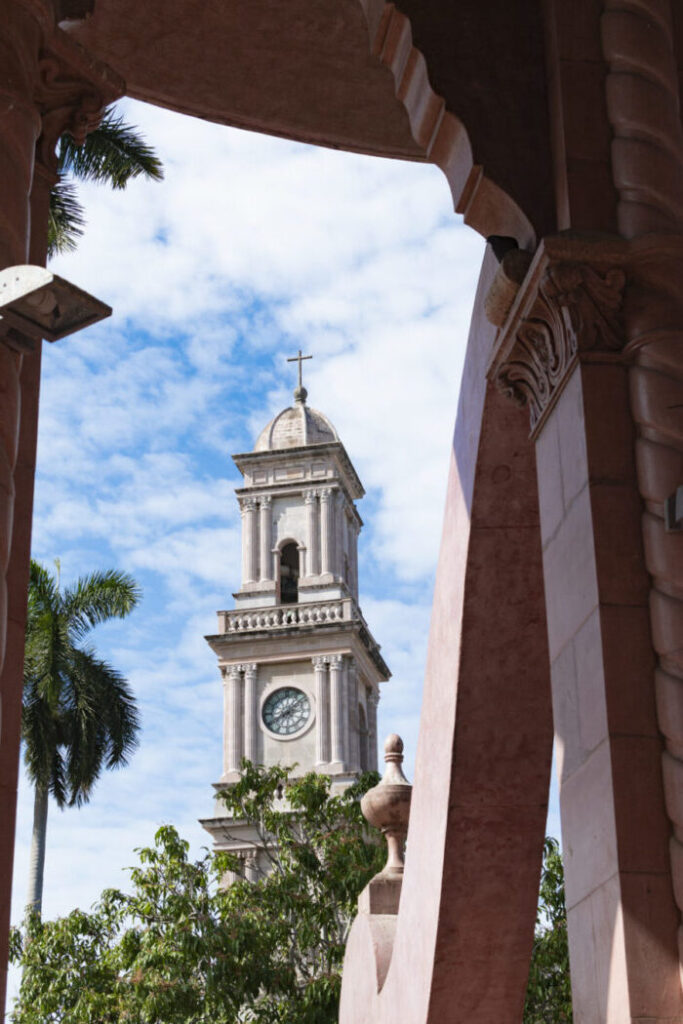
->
[340, 250, 553, 1024]
[0, 11, 121, 1015]
[490, 234, 683, 1022]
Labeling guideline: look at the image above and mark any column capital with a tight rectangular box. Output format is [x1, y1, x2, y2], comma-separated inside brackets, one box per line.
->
[304, 488, 318, 503]
[488, 236, 628, 437]
[329, 654, 344, 669]
[312, 655, 329, 669]
[259, 495, 272, 508]
[240, 497, 258, 513]
[319, 487, 333, 501]
[34, 30, 125, 180]
[242, 662, 258, 678]
[367, 689, 380, 708]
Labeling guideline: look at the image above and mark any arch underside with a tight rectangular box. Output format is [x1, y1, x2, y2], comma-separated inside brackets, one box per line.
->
[70, 0, 552, 242]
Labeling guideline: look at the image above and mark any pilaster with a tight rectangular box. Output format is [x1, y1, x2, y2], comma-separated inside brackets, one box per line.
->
[224, 666, 243, 775]
[304, 488, 319, 576]
[490, 233, 683, 1021]
[240, 498, 258, 585]
[258, 498, 272, 583]
[243, 663, 258, 763]
[367, 689, 379, 773]
[313, 656, 330, 765]
[319, 487, 333, 575]
[329, 654, 345, 770]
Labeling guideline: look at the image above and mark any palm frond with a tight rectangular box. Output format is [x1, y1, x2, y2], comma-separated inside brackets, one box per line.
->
[63, 647, 140, 807]
[63, 569, 141, 641]
[58, 106, 164, 189]
[47, 179, 85, 258]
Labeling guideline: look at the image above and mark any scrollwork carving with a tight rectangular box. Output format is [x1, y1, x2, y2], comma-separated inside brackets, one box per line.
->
[494, 261, 626, 433]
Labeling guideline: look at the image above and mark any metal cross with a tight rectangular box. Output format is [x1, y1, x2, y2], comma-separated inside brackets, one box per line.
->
[287, 348, 312, 389]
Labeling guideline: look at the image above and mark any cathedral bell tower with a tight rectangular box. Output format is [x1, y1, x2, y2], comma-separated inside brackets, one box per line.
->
[201, 354, 390, 865]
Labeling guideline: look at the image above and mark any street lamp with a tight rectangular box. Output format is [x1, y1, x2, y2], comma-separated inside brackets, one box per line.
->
[0, 264, 111, 350]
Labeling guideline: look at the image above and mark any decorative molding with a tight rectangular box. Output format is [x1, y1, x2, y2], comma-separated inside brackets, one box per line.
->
[34, 30, 124, 178]
[489, 237, 627, 436]
[601, 0, 683, 238]
[358, 0, 534, 245]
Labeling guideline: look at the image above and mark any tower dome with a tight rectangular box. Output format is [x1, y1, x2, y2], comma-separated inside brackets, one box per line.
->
[254, 390, 339, 452]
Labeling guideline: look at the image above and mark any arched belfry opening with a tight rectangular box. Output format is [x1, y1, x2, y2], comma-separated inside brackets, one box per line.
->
[279, 542, 300, 604]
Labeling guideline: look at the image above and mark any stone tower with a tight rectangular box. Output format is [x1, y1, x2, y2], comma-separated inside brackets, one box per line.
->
[200, 369, 390, 872]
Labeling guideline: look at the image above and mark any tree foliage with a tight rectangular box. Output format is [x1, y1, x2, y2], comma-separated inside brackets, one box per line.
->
[524, 836, 572, 1023]
[48, 106, 163, 257]
[10, 764, 384, 1024]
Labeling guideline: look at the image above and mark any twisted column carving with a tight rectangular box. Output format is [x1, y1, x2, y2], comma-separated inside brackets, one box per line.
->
[626, 241, 683, 963]
[492, 233, 683, 967]
[601, 0, 683, 237]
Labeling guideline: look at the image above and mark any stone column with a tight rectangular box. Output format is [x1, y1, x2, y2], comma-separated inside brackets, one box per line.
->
[304, 489, 319, 576]
[342, 656, 352, 768]
[490, 236, 683, 1022]
[224, 666, 243, 774]
[244, 851, 259, 883]
[243, 663, 258, 764]
[313, 657, 330, 765]
[0, 12, 123, 1015]
[240, 498, 258, 584]
[367, 689, 379, 772]
[348, 659, 360, 770]
[334, 491, 345, 577]
[258, 497, 272, 582]
[349, 518, 359, 600]
[329, 654, 345, 768]
[319, 488, 333, 575]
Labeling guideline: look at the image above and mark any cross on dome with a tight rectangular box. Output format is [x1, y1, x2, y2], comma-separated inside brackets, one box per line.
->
[287, 348, 312, 403]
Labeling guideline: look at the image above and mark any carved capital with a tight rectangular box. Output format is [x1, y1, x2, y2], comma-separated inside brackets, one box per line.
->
[319, 487, 333, 501]
[329, 654, 344, 669]
[489, 238, 627, 436]
[34, 30, 124, 178]
[259, 495, 272, 509]
[304, 489, 318, 504]
[240, 497, 258, 514]
[312, 656, 329, 669]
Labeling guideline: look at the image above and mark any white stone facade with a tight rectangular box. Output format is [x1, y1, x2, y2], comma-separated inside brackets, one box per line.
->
[200, 388, 389, 870]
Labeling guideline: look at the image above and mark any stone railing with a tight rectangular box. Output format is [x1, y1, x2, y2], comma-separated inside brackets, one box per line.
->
[217, 598, 355, 634]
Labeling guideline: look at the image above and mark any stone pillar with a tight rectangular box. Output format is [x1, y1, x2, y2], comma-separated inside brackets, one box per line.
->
[0, 12, 123, 1017]
[335, 491, 345, 577]
[243, 663, 258, 764]
[244, 851, 259, 883]
[490, 236, 683, 1022]
[313, 656, 330, 765]
[319, 488, 333, 575]
[349, 518, 359, 600]
[224, 666, 243, 774]
[348, 659, 360, 770]
[342, 656, 352, 767]
[258, 497, 272, 582]
[241, 498, 258, 584]
[367, 689, 379, 772]
[304, 489, 319, 576]
[329, 654, 344, 768]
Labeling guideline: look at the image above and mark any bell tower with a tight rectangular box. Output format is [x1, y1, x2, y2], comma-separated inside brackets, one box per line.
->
[201, 354, 390, 865]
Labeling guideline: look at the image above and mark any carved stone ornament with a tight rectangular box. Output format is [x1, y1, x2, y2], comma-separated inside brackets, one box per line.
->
[488, 238, 627, 436]
[34, 30, 124, 177]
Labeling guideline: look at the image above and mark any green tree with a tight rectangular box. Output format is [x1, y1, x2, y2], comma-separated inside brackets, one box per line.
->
[524, 836, 572, 1023]
[10, 764, 384, 1023]
[49, 106, 163, 257]
[22, 559, 141, 914]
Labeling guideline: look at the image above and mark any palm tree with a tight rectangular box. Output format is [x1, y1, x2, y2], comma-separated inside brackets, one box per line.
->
[48, 105, 164, 257]
[22, 559, 141, 913]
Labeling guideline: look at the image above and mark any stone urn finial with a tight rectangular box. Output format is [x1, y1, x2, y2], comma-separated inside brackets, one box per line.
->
[361, 734, 412, 877]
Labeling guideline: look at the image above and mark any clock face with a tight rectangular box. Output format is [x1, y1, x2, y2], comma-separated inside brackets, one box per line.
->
[262, 687, 311, 736]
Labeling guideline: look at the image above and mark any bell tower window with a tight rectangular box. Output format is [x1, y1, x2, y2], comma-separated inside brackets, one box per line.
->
[279, 542, 300, 604]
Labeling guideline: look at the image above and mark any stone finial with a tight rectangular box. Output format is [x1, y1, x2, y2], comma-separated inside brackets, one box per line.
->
[361, 734, 412, 877]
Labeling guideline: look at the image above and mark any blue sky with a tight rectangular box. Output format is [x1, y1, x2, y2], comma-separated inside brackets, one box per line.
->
[9, 97, 559, 1000]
